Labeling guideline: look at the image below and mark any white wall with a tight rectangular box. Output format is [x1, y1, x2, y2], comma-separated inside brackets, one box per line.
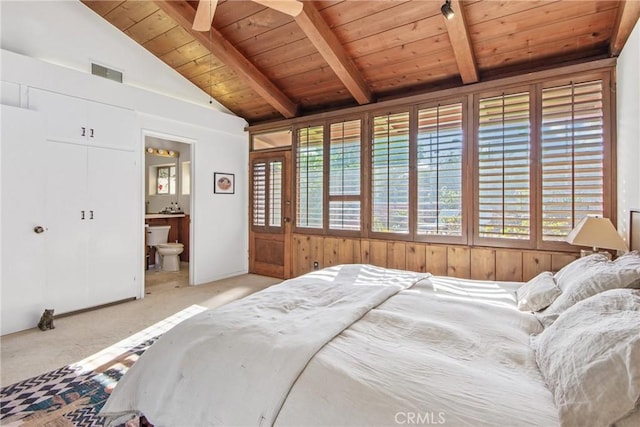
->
[0, 0, 230, 114]
[616, 19, 640, 245]
[1, 0, 250, 333]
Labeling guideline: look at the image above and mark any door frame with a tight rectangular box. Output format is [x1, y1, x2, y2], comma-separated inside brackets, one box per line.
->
[141, 130, 196, 295]
[249, 149, 293, 279]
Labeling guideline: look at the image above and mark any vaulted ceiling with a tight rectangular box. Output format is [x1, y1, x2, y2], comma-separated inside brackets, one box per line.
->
[82, 0, 639, 125]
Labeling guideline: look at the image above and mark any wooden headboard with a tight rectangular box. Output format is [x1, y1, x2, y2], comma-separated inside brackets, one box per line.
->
[631, 209, 640, 252]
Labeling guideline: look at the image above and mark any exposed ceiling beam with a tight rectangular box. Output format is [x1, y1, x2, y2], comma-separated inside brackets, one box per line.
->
[294, 2, 373, 105]
[154, 0, 298, 118]
[442, 0, 478, 84]
[609, 0, 640, 56]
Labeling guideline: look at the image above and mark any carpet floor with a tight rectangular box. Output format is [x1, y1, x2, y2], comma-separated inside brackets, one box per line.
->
[0, 305, 207, 426]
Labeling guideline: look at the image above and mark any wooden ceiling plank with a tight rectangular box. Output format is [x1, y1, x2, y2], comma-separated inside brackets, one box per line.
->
[154, 0, 298, 118]
[610, 0, 640, 56]
[294, 2, 372, 104]
[442, 0, 479, 84]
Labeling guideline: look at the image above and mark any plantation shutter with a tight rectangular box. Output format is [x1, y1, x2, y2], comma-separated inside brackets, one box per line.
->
[477, 91, 531, 240]
[417, 103, 463, 237]
[329, 120, 361, 231]
[252, 159, 283, 231]
[269, 161, 283, 227]
[252, 161, 266, 227]
[296, 125, 324, 229]
[371, 112, 410, 234]
[541, 80, 605, 241]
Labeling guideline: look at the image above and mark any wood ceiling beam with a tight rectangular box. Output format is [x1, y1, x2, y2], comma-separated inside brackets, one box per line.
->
[609, 0, 640, 56]
[294, 2, 373, 105]
[442, 0, 479, 84]
[154, 0, 298, 118]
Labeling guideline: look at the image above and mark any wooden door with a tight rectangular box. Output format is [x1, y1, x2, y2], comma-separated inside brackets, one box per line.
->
[249, 151, 291, 279]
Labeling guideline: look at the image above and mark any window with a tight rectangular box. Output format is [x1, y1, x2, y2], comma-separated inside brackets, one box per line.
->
[280, 68, 612, 251]
[329, 120, 361, 231]
[417, 103, 463, 237]
[156, 165, 176, 195]
[371, 112, 410, 234]
[477, 91, 531, 241]
[541, 80, 604, 241]
[296, 125, 324, 229]
[252, 128, 292, 151]
[252, 158, 283, 231]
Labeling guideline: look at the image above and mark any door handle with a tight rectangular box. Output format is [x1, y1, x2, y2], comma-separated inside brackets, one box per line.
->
[34, 226, 46, 234]
[81, 210, 85, 220]
[90, 210, 94, 220]
[283, 217, 291, 223]
[89, 128, 94, 138]
[81, 127, 86, 137]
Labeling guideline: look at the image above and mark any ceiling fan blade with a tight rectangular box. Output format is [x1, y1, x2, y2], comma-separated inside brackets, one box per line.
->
[252, 0, 303, 17]
[192, 0, 218, 31]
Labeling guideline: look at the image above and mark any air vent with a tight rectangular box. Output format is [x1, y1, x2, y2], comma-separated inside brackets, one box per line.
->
[91, 63, 123, 83]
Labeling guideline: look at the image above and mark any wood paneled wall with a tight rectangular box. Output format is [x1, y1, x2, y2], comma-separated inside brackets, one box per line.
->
[292, 234, 578, 282]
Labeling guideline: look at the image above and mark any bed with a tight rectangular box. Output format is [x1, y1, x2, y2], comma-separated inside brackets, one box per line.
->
[101, 254, 640, 426]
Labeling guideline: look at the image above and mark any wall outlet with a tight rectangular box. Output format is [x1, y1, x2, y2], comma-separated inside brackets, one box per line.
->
[313, 261, 319, 269]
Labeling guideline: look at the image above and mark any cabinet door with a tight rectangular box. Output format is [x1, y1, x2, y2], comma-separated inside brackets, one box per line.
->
[87, 147, 139, 306]
[87, 100, 137, 151]
[28, 87, 136, 151]
[29, 88, 88, 145]
[44, 141, 89, 313]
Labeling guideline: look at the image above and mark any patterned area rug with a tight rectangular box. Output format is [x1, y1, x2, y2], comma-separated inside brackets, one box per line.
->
[0, 305, 207, 426]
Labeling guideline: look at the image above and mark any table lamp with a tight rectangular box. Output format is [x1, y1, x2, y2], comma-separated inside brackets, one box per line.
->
[566, 216, 628, 258]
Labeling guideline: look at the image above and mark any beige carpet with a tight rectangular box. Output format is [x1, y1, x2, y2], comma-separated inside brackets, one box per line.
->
[0, 265, 281, 387]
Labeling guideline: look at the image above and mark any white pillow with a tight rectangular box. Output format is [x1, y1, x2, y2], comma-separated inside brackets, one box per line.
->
[531, 289, 640, 427]
[516, 272, 561, 312]
[536, 254, 640, 327]
[553, 252, 608, 289]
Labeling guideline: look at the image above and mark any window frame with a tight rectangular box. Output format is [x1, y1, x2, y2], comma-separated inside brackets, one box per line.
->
[472, 85, 536, 249]
[414, 97, 469, 245]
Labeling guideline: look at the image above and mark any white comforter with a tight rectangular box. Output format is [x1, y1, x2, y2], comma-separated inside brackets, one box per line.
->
[101, 265, 559, 426]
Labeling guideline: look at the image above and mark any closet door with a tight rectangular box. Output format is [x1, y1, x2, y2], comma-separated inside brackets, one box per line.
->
[87, 146, 139, 306]
[44, 140, 89, 313]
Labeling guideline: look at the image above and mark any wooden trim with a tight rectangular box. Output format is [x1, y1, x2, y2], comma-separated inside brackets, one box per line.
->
[442, 0, 479, 84]
[609, 0, 640, 56]
[155, 0, 298, 118]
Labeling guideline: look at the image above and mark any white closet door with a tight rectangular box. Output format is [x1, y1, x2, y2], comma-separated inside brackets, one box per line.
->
[87, 146, 139, 306]
[1, 106, 47, 335]
[29, 88, 88, 145]
[44, 140, 89, 314]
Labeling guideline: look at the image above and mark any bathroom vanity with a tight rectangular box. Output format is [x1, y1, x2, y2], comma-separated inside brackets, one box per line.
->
[145, 214, 190, 262]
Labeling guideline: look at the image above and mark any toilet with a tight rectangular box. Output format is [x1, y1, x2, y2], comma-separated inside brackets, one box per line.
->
[147, 225, 170, 269]
[156, 243, 184, 272]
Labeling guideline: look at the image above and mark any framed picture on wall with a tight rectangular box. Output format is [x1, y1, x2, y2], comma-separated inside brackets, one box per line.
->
[214, 172, 235, 194]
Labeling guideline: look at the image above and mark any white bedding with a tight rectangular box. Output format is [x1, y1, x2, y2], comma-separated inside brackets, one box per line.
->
[101, 265, 559, 426]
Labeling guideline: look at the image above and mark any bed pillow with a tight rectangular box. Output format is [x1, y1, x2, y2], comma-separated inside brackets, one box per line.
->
[553, 252, 608, 288]
[536, 253, 640, 327]
[516, 272, 561, 312]
[531, 288, 640, 427]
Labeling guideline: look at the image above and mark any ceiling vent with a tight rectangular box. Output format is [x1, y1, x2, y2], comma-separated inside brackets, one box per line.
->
[91, 63, 123, 83]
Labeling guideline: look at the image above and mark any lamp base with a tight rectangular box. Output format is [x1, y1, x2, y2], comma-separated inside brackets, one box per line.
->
[579, 249, 612, 260]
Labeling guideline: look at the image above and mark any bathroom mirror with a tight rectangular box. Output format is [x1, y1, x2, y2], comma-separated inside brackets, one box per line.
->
[145, 136, 191, 215]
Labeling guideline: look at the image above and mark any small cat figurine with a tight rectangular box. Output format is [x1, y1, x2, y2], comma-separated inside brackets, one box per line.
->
[37, 309, 55, 331]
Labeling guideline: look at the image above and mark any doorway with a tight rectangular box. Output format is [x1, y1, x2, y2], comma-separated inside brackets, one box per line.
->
[249, 150, 292, 278]
[144, 135, 193, 291]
